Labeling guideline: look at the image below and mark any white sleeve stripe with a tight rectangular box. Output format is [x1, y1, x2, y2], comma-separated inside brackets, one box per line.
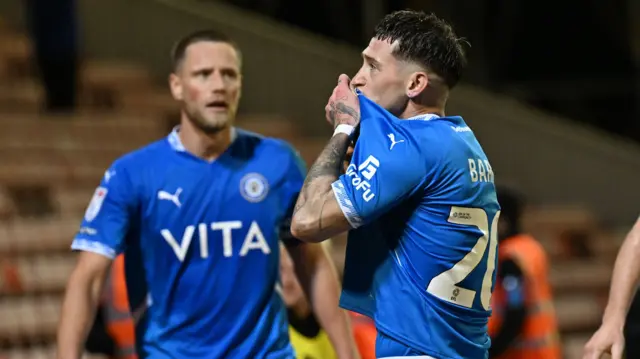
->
[71, 238, 117, 259]
[331, 180, 364, 229]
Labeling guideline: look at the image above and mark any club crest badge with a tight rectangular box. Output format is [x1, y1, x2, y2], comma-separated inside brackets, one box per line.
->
[240, 173, 269, 203]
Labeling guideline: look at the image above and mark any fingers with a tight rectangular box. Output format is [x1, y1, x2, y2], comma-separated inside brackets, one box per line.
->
[611, 342, 624, 359]
[336, 74, 353, 95]
[337, 74, 351, 85]
[346, 145, 354, 156]
[583, 347, 604, 359]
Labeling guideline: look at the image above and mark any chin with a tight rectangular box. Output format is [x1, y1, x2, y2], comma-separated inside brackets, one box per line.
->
[198, 117, 231, 134]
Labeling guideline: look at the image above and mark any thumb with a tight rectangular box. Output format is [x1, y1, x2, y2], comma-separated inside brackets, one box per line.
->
[337, 74, 351, 88]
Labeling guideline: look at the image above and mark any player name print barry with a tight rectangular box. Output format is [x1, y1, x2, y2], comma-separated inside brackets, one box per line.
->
[468, 157, 494, 183]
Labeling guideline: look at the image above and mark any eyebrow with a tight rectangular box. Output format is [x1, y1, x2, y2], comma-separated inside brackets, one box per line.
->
[189, 65, 239, 74]
[362, 53, 381, 67]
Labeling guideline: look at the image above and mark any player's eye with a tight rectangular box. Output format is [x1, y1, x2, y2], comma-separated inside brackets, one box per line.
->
[222, 70, 238, 79]
[194, 69, 212, 78]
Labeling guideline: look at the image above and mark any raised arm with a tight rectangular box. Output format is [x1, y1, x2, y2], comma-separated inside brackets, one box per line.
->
[291, 74, 360, 242]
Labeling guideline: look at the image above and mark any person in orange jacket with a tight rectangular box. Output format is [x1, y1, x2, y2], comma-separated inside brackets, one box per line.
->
[488, 186, 561, 359]
[347, 311, 376, 359]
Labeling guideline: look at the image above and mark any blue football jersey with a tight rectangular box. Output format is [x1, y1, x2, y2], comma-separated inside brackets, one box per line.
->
[72, 128, 305, 359]
[332, 95, 500, 359]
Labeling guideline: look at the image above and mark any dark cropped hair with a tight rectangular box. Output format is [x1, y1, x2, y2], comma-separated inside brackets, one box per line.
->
[373, 10, 467, 88]
[170, 29, 241, 71]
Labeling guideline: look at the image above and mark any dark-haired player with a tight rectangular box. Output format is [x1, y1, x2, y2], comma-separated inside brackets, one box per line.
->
[56, 29, 357, 359]
[292, 10, 500, 359]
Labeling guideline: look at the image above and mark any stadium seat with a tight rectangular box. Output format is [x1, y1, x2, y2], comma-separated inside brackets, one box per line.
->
[0, 113, 168, 186]
[0, 347, 110, 359]
[0, 259, 21, 294]
[0, 295, 60, 344]
[0, 346, 54, 359]
[0, 163, 105, 186]
[589, 231, 624, 262]
[524, 206, 602, 262]
[0, 187, 16, 220]
[554, 295, 602, 333]
[524, 206, 599, 239]
[82, 61, 152, 87]
[562, 334, 590, 359]
[0, 33, 32, 81]
[0, 80, 43, 113]
[0, 217, 79, 254]
[52, 187, 95, 216]
[80, 61, 154, 109]
[1, 254, 75, 295]
[0, 113, 164, 137]
[117, 89, 180, 118]
[550, 261, 611, 295]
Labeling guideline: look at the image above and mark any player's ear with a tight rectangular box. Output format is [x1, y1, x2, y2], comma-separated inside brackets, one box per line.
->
[169, 73, 183, 101]
[406, 71, 428, 99]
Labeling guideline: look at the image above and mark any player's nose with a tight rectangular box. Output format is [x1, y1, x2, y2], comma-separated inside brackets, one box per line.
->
[351, 72, 365, 90]
[209, 71, 227, 92]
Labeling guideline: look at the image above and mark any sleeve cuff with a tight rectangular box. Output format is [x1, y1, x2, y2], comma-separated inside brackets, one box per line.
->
[331, 179, 364, 229]
[71, 238, 117, 259]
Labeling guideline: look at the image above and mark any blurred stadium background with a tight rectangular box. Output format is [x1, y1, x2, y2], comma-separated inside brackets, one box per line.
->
[0, 0, 638, 358]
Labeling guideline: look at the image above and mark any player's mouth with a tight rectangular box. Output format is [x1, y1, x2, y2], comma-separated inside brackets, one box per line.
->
[205, 100, 229, 112]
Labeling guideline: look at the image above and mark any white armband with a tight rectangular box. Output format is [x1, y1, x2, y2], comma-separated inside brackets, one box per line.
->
[333, 124, 355, 138]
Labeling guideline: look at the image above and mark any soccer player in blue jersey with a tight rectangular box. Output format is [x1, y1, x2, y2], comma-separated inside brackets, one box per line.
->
[291, 10, 500, 359]
[56, 30, 358, 359]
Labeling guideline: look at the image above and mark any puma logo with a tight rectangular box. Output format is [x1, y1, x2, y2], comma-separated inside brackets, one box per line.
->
[157, 188, 183, 208]
[387, 133, 405, 150]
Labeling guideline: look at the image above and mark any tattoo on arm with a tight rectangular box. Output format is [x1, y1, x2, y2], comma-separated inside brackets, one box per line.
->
[330, 102, 360, 127]
[295, 134, 350, 215]
[292, 101, 359, 236]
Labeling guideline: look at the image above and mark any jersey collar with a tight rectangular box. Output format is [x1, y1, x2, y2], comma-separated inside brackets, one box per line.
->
[406, 113, 440, 121]
[167, 126, 238, 152]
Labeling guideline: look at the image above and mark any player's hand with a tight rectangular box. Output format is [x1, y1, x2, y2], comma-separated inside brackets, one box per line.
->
[583, 321, 625, 359]
[325, 74, 360, 129]
[342, 144, 354, 173]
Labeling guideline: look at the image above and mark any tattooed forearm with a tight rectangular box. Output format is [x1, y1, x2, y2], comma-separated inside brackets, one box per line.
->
[329, 102, 360, 127]
[296, 134, 350, 212]
[304, 136, 348, 190]
[291, 86, 360, 241]
[291, 133, 351, 240]
[297, 100, 358, 215]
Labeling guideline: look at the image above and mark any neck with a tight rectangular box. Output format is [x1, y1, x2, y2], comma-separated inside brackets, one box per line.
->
[179, 115, 233, 161]
[399, 87, 448, 118]
[399, 105, 445, 119]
